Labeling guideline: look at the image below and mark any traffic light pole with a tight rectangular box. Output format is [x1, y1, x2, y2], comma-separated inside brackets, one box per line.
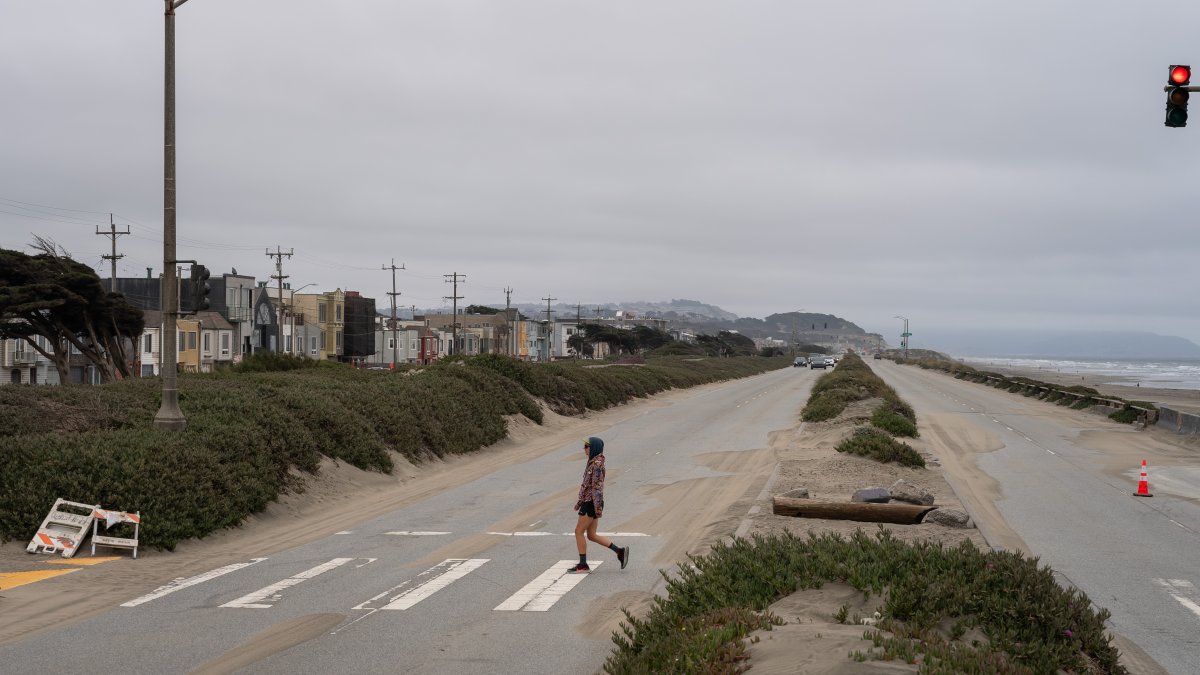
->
[154, 0, 186, 431]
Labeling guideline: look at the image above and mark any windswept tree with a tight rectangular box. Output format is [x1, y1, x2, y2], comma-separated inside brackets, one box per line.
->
[696, 330, 757, 357]
[0, 239, 145, 383]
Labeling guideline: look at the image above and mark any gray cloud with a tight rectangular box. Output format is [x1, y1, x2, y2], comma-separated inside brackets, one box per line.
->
[3, 1, 1199, 350]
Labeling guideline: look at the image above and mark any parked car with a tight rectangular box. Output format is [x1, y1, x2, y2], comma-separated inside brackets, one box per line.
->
[793, 357, 807, 367]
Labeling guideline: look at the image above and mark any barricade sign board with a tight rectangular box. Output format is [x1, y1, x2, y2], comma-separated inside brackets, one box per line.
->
[91, 509, 141, 559]
[26, 499, 98, 558]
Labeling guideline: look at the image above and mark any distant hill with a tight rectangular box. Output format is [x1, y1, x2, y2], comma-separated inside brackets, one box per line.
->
[447, 298, 876, 343]
[925, 330, 1200, 359]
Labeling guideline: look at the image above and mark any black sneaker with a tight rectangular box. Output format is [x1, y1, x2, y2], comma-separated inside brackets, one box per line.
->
[567, 562, 591, 574]
[617, 546, 629, 570]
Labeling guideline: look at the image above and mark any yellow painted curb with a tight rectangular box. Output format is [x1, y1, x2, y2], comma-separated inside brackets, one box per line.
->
[0, 568, 79, 591]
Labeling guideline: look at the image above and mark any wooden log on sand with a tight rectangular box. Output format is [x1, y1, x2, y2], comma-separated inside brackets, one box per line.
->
[772, 496, 937, 524]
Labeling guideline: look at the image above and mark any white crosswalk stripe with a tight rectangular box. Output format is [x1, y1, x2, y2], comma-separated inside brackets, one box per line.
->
[121, 547, 630, 616]
[381, 558, 490, 610]
[495, 560, 602, 612]
[121, 557, 268, 607]
[221, 558, 356, 609]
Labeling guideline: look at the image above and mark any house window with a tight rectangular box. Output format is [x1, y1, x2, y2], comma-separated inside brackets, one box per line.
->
[310, 336, 318, 354]
[387, 338, 395, 350]
[411, 340, 417, 350]
[286, 335, 292, 353]
[336, 332, 343, 351]
[203, 333, 211, 353]
[318, 304, 327, 323]
[321, 331, 327, 351]
[336, 305, 343, 322]
[188, 332, 197, 350]
[220, 333, 230, 355]
[179, 332, 185, 351]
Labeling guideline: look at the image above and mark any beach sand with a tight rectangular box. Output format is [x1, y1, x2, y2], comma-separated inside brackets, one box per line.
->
[961, 360, 1200, 416]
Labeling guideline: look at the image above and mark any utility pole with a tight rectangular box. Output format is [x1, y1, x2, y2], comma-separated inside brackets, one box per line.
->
[96, 214, 130, 293]
[443, 272, 465, 356]
[504, 286, 514, 356]
[383, 259, 405, 366]
[267, 246, 293, 353]
[154, 0, 195, 432]
[542, 295, 556, 361]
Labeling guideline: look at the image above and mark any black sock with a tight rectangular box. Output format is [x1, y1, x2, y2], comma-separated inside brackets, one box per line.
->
[579, 554, 587, 565]
[608, 543, 620, 553]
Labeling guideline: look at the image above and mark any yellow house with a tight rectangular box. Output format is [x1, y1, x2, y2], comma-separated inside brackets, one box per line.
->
[176, 318, 201, 373]
[293, 289, 345, 360]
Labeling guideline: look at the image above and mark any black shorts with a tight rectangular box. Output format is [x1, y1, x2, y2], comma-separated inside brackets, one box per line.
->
[578, 501, 598, 518]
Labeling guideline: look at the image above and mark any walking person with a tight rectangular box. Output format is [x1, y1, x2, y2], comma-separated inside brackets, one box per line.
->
[569, 436, 629, 574]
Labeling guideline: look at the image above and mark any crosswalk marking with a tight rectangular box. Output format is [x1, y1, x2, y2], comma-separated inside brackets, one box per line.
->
[495, 560, 602, 612]
[122, 558, 267, 607]
[221, 558, 355, 609]
[381, 558, 489, 610]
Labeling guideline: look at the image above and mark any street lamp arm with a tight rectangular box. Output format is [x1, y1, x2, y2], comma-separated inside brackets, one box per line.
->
[173, 0, 191, 9]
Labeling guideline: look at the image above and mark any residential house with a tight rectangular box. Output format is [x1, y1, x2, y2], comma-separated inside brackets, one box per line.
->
[0, 336, 55, 384]
[213, 272, 257, 360]
[197, 312, 236, 371]
[422, 311, 510, 357]
[372, 318, 439, 366]
[342, 291, 377, 364]
[294, 289, 345, 361]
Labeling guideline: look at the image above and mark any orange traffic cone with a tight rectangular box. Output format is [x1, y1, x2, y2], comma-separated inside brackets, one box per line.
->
[1133, 459, 1153, 498]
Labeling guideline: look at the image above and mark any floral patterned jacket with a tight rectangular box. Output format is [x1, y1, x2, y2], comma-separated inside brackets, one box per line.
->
[574, 453, 606, 517]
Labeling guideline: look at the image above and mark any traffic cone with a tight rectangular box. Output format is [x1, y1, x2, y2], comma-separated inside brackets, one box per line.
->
[1133, 459, 1153, 497]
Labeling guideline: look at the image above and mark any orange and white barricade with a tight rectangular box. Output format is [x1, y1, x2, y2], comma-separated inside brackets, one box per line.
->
[26, 498, 99, 558]
[91, 508, 142, 559]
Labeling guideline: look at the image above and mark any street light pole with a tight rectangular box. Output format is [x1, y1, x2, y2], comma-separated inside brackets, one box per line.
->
[154, 0, 192, 431]
[894, 315, 909, 361]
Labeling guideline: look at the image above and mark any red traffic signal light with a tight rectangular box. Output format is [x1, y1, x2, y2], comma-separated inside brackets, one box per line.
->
[1166, 65, 1191, 128]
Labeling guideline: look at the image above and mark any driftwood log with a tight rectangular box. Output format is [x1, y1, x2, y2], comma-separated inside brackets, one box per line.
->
[772, 496, 937, 524]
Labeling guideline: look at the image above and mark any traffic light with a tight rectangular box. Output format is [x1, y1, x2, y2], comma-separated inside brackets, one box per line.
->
[1166, 65, 1190, 128]
[190, 263, 211, 312]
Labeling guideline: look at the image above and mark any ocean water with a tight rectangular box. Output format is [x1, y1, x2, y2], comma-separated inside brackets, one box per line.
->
[958, 357, 1200, 391]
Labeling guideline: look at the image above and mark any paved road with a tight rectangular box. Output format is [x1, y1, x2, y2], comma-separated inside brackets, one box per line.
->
[0, 366, 816, 675]
[872, 359, 1200, 675]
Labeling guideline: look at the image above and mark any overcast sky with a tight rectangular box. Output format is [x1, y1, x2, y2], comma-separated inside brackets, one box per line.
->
[2, 2, 1198, 349]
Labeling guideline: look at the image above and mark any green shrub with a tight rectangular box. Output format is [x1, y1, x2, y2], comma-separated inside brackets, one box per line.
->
[836, 426, 925, 467]
[606, 530, 1124, 674]
[1109, 407, 1140, 424]
[871, 406, 919, 438]
[232, 351, 320, 372]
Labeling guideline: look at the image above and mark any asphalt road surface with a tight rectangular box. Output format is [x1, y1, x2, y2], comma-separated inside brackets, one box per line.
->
[0, 367, 817, 675]
[872, 359, 1200, 675]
